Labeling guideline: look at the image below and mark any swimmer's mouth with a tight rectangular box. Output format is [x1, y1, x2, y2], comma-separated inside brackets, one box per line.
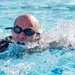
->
[17, 41, 25, 45]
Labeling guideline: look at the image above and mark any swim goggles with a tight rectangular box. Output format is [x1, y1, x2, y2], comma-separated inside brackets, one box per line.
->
[5, 26, 40, 36]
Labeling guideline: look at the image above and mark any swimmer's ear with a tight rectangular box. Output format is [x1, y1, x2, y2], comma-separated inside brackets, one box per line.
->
[36, 33, 40, 39]
[36, 29, 42, 37]
[36, 33, 40, 37]
[36, 33, 40, 40]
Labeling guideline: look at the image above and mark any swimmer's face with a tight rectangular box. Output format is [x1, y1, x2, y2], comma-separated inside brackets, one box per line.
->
[11, 14, 40, 43]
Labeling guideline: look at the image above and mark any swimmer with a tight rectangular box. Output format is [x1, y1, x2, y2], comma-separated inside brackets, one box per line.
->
[0, 13, 58, 53]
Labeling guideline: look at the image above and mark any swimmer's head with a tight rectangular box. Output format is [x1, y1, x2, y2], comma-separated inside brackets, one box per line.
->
[11, 14, 40, 43]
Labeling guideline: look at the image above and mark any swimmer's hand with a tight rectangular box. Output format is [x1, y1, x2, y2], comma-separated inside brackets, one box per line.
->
[0, 36, 12, 52]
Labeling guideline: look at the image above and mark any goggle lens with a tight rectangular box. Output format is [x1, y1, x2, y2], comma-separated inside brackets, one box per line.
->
[14, 26, 22, 34]
[24, 28, 35, 35]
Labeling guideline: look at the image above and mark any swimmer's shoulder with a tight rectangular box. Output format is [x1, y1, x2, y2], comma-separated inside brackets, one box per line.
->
[0, 35, 12, 52]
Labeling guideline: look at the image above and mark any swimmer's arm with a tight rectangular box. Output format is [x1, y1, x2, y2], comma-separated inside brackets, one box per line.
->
[0, 36, 12, 52]
[48, 41, 59, 48]
[26, 41, 59, 54]
[0, 41, 9, 52]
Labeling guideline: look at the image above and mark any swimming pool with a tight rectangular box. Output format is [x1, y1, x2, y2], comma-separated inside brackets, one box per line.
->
[0, 0, 75, 75]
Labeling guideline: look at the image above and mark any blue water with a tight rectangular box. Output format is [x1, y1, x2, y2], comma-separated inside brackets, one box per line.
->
[0, 0, 75, 75]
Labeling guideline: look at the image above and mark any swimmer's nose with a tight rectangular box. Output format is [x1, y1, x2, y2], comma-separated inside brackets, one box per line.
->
[19, 32, 26, 39]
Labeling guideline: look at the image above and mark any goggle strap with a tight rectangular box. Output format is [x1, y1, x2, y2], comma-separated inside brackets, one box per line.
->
[36, 32, 40, 34]
[5, 27, 13, 30]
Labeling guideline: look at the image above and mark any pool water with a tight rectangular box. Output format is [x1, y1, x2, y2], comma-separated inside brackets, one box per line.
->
[0, 0, 75, 75]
